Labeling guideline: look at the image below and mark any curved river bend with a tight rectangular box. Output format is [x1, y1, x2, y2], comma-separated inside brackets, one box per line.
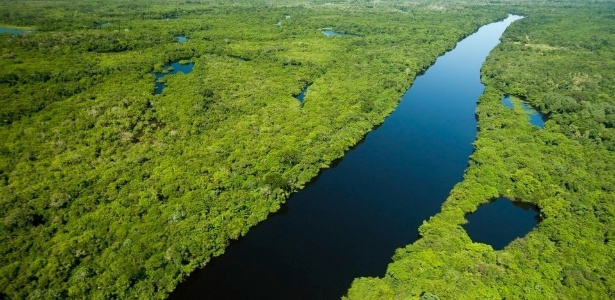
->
[170, 14, 523, 300]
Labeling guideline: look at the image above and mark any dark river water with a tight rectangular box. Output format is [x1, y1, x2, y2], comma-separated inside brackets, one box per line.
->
[464, 197, 540, 250]
[169, 14, 523, 300]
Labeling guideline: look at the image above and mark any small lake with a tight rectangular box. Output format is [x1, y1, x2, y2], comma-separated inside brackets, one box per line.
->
[0, 27, 29, 34]
[97, 22, 110, 29]
[464, 198, 540, 250]
[294, 85, 310, 103]
[501, 95, 546, 127]
[177, 35, 188, 43]
[153, 61, 194, 95]
[169, 14, 523, 300]
[321, 29, 356, 37]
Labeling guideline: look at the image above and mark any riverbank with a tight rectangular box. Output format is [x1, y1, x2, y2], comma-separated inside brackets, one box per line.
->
[169, 14, 521, 300]
[0, 3, 505, 299]
[346, 6, 614, 299]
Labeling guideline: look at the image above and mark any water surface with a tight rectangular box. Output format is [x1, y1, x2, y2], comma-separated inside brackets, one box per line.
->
[0, 27, 28, 34]
[170, 14, 522, 300]
[501, 95, 546, 127]
[153, 61, 194, 95]
[501, 95, 514, 108]
[294, 85, 310, 103]
[321, 29, 355, 37]
[520, 101, 545, 127]
[464, 197, 540, 250]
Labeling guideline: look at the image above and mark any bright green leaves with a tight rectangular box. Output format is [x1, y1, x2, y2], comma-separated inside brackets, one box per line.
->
[346, 5, 615, 300]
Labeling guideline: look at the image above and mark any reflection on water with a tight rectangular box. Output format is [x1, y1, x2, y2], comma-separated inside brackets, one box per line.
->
[464, 197, 540, 250]
[169, 15, 524, 300]
[152, 61, 194, 95]
[501, 95, 546, 127]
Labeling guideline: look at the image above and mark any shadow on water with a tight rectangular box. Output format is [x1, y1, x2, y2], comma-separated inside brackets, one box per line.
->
[293, 84, 311, 108]
[294, 85, 310, 102]
[169, 14, 523, 300]
[464, 197, 540, 250]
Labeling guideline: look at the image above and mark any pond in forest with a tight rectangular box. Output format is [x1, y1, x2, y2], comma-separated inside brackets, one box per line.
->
[152, 61, 194, 95]
[169, 14, 523, 300]
[0, 27, 29, 34]
[464, 197, 540, 250]
[177, 35, 188, 43]
[501, 95, 514, 108]
[521, 102, 545, 127]
[97, 22, 110, 28]
[321, 29, 356, 37]
[501, 95, 546, 127]
[294, 85, 310, 103]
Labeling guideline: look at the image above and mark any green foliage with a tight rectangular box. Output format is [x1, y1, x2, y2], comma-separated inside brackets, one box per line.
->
[482, 8, 615, 150]
[421, 293, 441, 300]
[346, 4, 614, 300]
[0, 0, 505, 298]
[5, 1, 612, 299]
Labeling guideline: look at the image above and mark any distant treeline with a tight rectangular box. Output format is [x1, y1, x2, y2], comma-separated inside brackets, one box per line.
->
[347, 5, 615, 300]
[0, 0, 505, 298]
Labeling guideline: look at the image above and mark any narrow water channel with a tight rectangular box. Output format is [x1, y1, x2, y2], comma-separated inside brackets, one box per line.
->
[0, 27, 28, 34]
[322, 29, 356, 37]
[169, 14, 522, 300]
[501, 95, 546, 127]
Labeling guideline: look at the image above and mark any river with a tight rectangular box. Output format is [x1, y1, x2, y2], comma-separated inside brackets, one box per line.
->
[169, 14, 523, 300]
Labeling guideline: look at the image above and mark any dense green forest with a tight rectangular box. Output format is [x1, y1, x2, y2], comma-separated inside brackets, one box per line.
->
[0, 0, 510, 298]
[1, 0, 613, 299]
[347, 4, 615, 300]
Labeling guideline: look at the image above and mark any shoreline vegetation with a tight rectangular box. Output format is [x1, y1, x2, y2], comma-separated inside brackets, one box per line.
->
[1, 0, 613, 299]
[0, 1, 504, 298]
[0, 25, 35, 30]
[346, 4, 614, 300]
